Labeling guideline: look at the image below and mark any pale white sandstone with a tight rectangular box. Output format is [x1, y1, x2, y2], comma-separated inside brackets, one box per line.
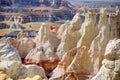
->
[88, 8, 110, 74]
[92, 39, 120, 80]
[68, 13, 82, 33]
[50, 46, 87, 80]
[66, 46, 86, 73]
[0, 41, 21, 62]
[34, 23, 59, 49]
[25, 40, 59, 63]
[104, 38, 120, 60]
[57, 20, 70, 38]
[72, 9, 98, 73]
[25, 46, 48, 63]
[57, 30, 80, 59]
[50, 48, 77, 80]
[77, 9, 97, 49]
[5, 37, 35, 58]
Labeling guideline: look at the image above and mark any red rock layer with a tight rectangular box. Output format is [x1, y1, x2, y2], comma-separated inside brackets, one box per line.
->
[24, 59, 60, 74]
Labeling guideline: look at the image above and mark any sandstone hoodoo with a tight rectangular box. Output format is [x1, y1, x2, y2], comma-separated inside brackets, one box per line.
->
[57, 20, 70, 38]
[34, 23, 60, 48]
[92, 39, 120, 80]
[68, 13, 82, 33]
[49, 8, 120, 80]
[0, 38, 48, 80]
[24, 23, 60, 74]
[6, 37, 35, 59]
[88, 8, 110, 74]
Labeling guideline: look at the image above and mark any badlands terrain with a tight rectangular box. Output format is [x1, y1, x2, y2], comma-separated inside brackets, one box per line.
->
[0, 0, 120, 80]
[0, 8, 120, 80]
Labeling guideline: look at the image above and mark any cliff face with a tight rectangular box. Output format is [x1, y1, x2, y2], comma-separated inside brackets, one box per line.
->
[0, 0, 75, 23]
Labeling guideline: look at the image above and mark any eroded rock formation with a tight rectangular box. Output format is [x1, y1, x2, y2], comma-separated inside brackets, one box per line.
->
[92, 39, 120, 80]
[56, 13, 82, 59]
[6, 37, 35, 58]
[0, 38, 47, 80]
[68, 13, 82, 33]
[34, 23, 59, 48]
[50, 8, 120, 80]
[88, 8, 110, 74]
[0, 8, 120, 80]
[75, 9, 97, 73]
[24, 23, 60, 74]
[57, 20, 70, 38]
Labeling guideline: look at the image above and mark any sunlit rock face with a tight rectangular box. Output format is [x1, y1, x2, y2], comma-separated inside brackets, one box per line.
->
[92, 39, 120, 80]
[50, 8, 120, 80]
[34, 23, 60, 57]
[56, 13, 82, 59]
[56, 29, 80, 59]
[50, 47, 91, 80]
[6, 31, 35, 59]
[24, 44, 59, 74]
[34, 23, 59, 49]
[68, 13, 82, 33]
[50, 9, 98, 79]
[88, 8, 110, 74]
[0, 8, 120, 80]
[24, 23, 60, 74]
[77, 9, 97, 49]
[75, 9, 97, 73]
[0, 38, 21, 62]
[16, 38, 35, 58]
[6, 37, 35, 59]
